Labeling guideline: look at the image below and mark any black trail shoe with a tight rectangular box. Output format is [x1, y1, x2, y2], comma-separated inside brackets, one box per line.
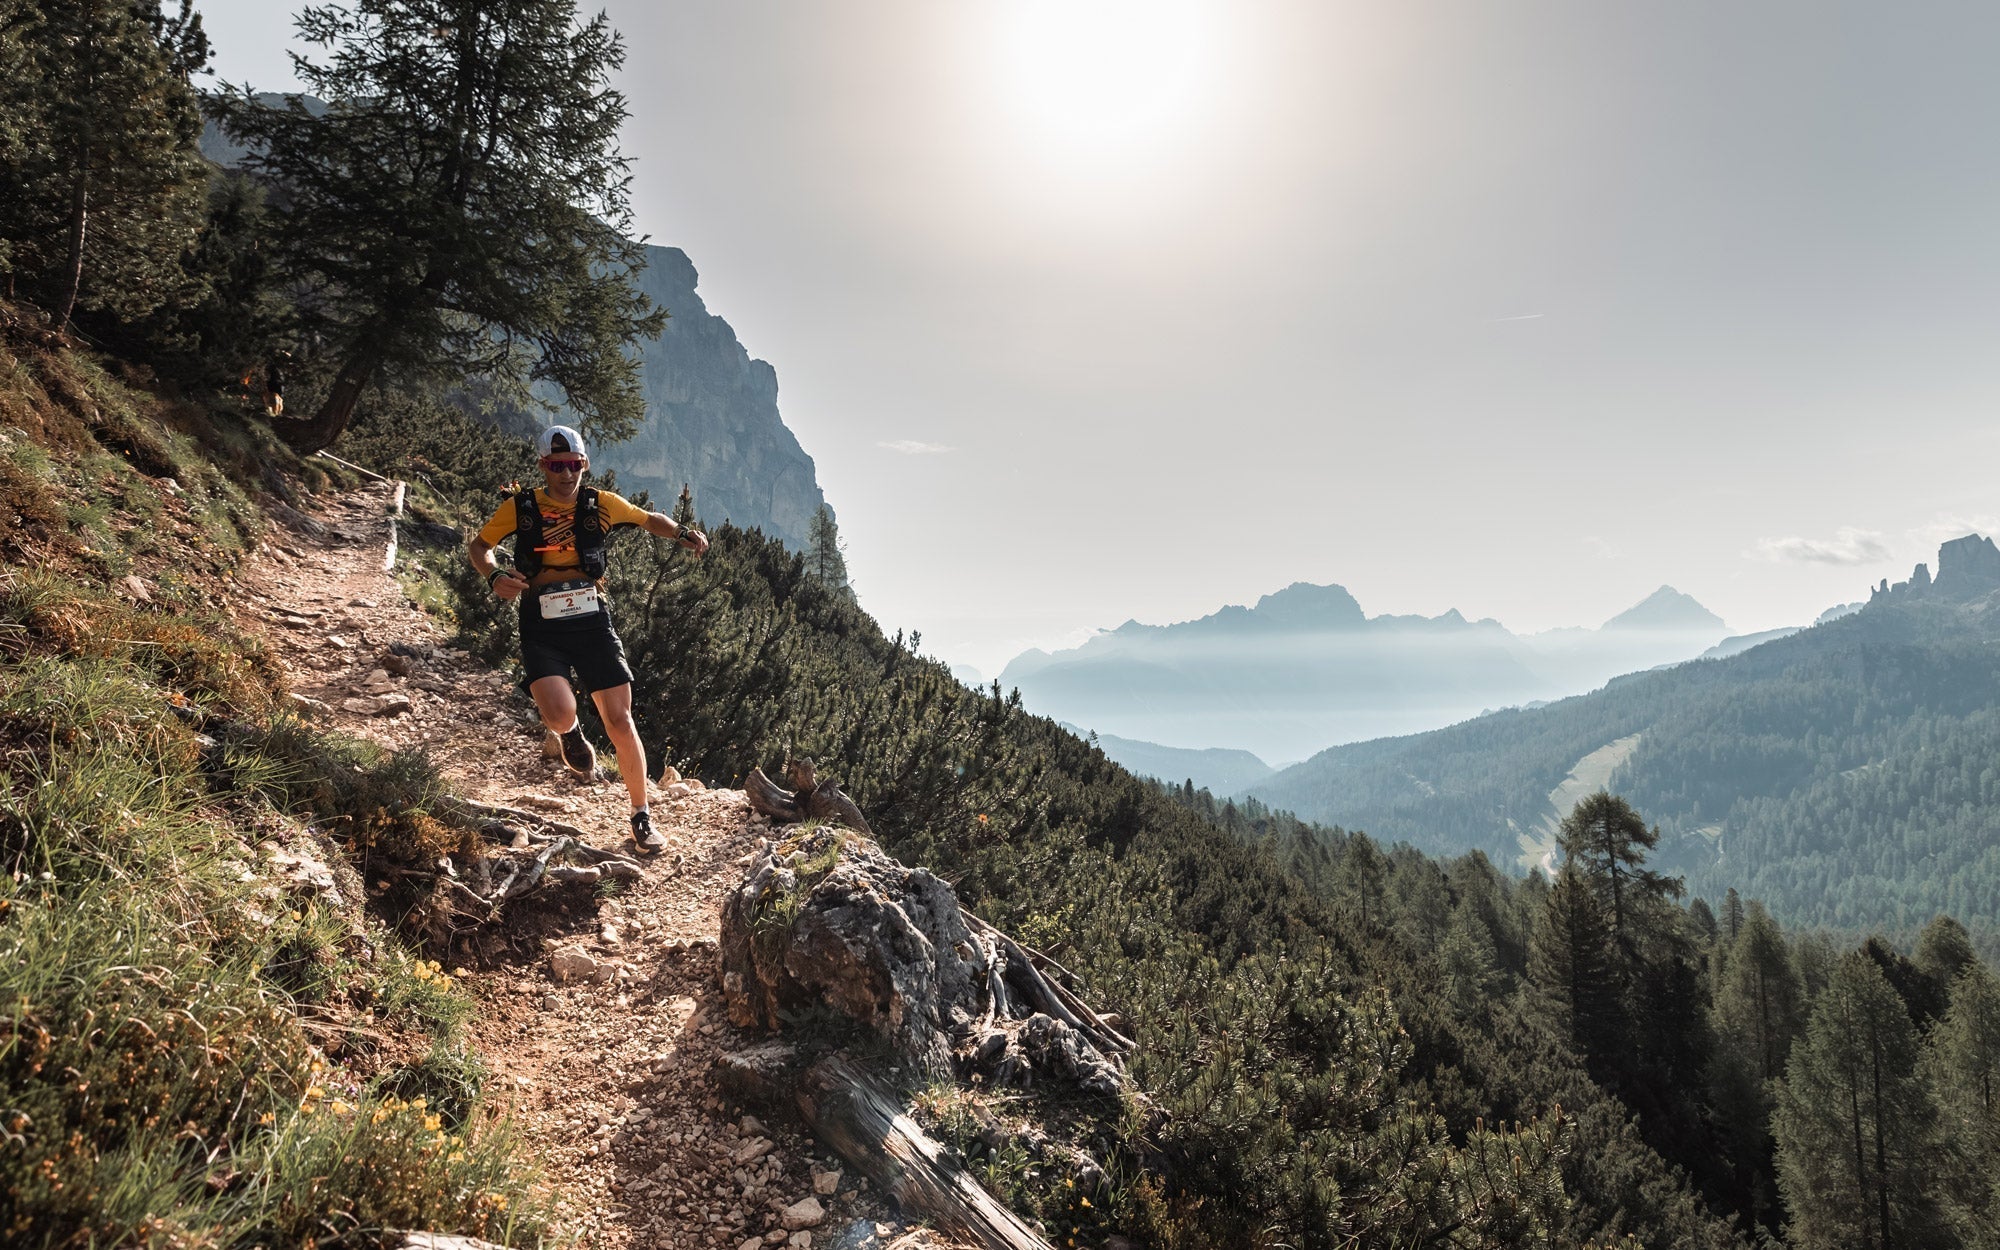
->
[631, 807, 666, 855]
[558, 724, 596, 777]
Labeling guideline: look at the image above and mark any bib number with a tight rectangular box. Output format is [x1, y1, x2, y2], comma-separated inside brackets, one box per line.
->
[539, 582, 602, 620]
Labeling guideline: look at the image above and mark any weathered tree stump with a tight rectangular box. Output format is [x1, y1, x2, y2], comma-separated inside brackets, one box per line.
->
[743, 757, 873, 834]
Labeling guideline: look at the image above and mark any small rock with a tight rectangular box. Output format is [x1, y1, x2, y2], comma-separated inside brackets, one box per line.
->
[325, 634, 353, 649]
[738, 1240, 764, 1250]
[382, 652, 417, 676]
[780, 1197, 825, 1230]
[287, 692, 331, 719]
[740, 1114, 771, 1137]
[788, 1234, 811, 1250]
[550, 947, 605, 983]
[540, 993, 561, 1010]
[731, 1138, 774, 1167]
[117, 574, 151, 602]
[663, 782, 692, 799]
[659, 764, 681, 783]
[811, 1168, 840, 1196]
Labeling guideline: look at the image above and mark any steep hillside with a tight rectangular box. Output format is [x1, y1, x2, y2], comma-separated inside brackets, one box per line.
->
[1250, 539, 2000, 952]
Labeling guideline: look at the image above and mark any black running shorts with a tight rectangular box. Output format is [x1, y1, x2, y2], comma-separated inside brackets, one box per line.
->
[518, 594, 633, 695]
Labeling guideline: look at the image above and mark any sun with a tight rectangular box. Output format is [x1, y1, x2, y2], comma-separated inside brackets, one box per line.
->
[990, 0, 1222, 162]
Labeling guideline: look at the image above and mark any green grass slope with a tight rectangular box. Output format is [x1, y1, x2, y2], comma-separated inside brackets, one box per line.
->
[0, 317, 551, 1247]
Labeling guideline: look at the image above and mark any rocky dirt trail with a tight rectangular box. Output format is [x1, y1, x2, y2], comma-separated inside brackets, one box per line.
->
[234, 479, 948, 1250]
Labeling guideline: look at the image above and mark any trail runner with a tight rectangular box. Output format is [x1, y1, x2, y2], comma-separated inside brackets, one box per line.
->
[467, 426, 707, 854]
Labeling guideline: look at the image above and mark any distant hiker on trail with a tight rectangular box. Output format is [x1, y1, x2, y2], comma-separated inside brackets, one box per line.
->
[467, 425, 707, 854]
[262, 350, 290, 417]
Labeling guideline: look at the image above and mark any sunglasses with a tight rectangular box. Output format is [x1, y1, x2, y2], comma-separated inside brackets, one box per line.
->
[542, 458, 585, 473]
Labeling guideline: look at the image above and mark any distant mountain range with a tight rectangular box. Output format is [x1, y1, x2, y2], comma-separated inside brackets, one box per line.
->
[1245, 536, 2000, 951]
[1065, 727, 1276, 796]
[998, 582, 1737, 762]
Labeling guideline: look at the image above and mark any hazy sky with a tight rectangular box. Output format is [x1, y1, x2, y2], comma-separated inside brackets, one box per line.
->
[198, 2, 2000, 676]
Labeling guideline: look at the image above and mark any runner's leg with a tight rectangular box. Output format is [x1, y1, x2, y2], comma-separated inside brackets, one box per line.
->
[528, 674, 580, 734]
[590, 682, 649, 811]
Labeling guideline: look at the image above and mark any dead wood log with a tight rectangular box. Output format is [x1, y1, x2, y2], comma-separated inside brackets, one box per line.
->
[962, 912, 1134, 1057]
[797, 1053, 1054, 1250]
[439, 795, 590, 842]
[744, 758, 873, 834]
[391, 1235, 507, 1250]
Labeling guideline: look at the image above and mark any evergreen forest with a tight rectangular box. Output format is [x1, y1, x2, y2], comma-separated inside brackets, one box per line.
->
[1, 2, 1996, 1247]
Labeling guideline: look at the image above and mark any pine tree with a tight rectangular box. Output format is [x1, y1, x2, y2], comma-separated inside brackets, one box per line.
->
[806, 503, 853, 598]
[672, 483, 697, 529]
[1773, 952, 1950, 1250]
[215, 0, 666, 453]
[0, 0, 210, 327]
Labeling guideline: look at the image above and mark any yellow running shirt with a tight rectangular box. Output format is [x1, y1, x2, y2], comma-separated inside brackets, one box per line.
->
[477, 488, 651, 577]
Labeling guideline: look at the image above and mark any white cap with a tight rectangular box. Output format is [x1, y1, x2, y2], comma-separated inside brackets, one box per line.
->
[536, 425, 587, 459]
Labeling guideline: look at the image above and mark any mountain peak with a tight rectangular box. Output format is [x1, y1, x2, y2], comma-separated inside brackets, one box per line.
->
[1249, 582, 1366, 629]
[1601, 586, 1728, 634]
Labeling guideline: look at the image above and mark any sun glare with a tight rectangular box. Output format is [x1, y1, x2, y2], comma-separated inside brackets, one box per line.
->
[991, 0, 1221, 164]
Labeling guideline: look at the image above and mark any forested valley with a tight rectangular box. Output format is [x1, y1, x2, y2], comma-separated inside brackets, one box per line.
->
[2, 2, 1996, 1247]
[1250, 580, 2000, 962]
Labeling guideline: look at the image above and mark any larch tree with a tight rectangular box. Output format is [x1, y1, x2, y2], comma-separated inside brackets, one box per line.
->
[215, 0, 666, 454]
[1531, 859, 1618, 1057]
[1915, 915, 1979, 994]
[1773, 952, 1949, 1250]
[0, 0, 210, 326]
[1925, 964, 2000, 1248]
[1722, 886, 1746, 943]
[1556, 790, 1683, 961]
[1715, 900, 1805, 1084]
[806, 503, 852, 598]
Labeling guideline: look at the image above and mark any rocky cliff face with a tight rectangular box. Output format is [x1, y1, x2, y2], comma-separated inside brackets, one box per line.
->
[592, 246, 827, 551]
[1872, 534, 2000, 604]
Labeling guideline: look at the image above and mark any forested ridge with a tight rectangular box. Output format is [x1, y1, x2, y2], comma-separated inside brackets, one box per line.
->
[1253, 587, 2000, 957]
[4, 2, 1998, 1247]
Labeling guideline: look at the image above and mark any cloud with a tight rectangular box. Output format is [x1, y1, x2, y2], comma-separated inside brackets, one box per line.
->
[878, 439, 952, 455]
[1748, 527, 1891, 566]
[1582, 535, 1619, 560]
[1488, 312, 1545, 322]
[1907, 514, 2000, 547]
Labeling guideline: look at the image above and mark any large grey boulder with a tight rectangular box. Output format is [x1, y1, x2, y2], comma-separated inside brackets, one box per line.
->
[718, 829, 1131, 1096]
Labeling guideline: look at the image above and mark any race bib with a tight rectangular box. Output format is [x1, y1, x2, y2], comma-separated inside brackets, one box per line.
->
[539, 582, 602, 620]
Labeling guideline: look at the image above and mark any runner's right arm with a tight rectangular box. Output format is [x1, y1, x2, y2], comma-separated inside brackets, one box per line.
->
[469, 498, 532, 600]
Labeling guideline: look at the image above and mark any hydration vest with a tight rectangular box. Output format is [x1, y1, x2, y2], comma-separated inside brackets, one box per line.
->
[513, 485, 607, 580]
